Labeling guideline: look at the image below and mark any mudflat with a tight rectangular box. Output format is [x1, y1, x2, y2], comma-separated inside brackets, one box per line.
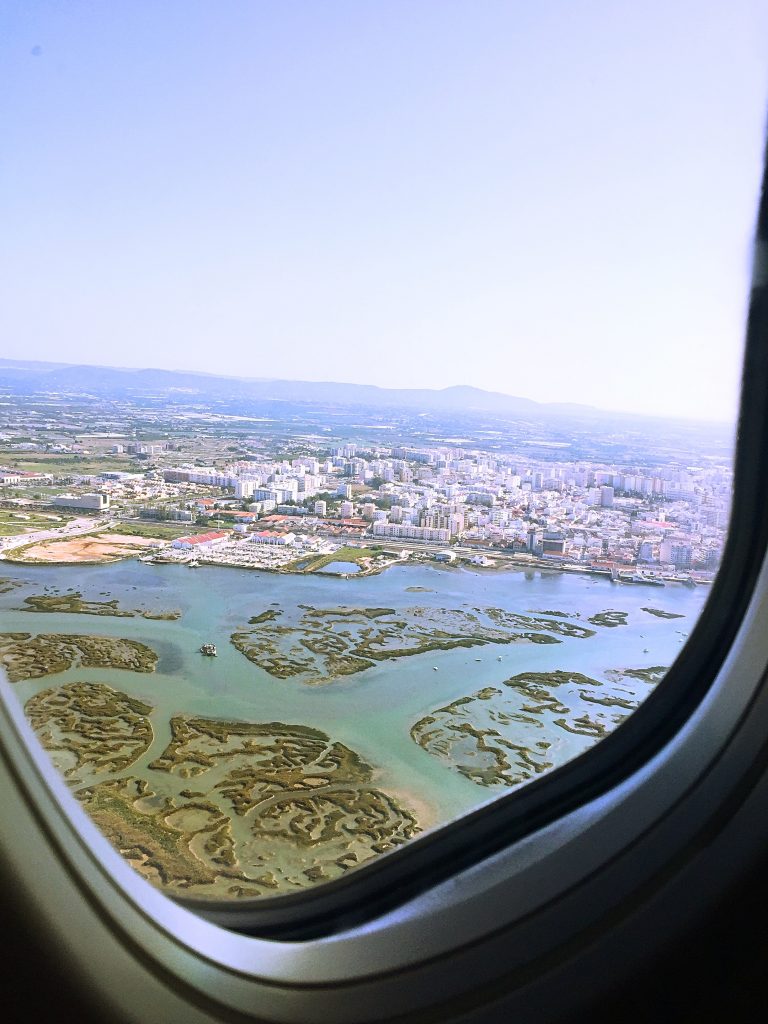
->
[27, 682, 420, 899]
[0, 631, 158, 682]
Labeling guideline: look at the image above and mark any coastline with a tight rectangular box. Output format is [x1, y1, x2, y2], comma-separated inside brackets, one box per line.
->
[109, 550, 716, 589]
[2, 543, 711, 588]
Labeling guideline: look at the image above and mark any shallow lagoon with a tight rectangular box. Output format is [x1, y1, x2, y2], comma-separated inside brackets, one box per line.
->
[319, 561, 362, 575]
[0, 560, 708, 893]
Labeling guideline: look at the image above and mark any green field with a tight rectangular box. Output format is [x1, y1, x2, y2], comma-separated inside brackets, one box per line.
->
[107, 521, 195, 540]
[1, 455, 141, 475]
[0, 509, 74, 537]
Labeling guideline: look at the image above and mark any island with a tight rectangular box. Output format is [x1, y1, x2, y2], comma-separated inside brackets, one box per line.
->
[26, 682, 154, 782]
[0, 577, 24, 595]
[20, 591, 181, 620]
[605, 665, 669, 685]
[411, 668, 655, 788]
[0, 631, 158, 682]
[25, 683, 421, 899]
[587, 610, 629, 627]
[229, 603, 600, 685]
[641, 607, 685, 619]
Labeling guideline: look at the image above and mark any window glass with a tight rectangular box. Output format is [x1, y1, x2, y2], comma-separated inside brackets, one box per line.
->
[0, 2, 765, 902]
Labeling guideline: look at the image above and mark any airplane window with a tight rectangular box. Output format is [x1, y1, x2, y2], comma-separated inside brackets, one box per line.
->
[1, 0, 765, 927]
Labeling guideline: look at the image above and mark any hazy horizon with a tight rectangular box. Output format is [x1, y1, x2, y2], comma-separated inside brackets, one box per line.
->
[3, 2, 767, 421]
[0, 354, 737, 426]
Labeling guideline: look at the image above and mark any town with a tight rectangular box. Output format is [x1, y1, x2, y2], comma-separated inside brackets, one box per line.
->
[0, 383, 732, 586]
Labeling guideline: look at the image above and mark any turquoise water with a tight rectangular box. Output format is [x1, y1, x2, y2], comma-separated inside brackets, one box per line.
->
[0, 560, 708, 827]
[319, 561, 362, 574]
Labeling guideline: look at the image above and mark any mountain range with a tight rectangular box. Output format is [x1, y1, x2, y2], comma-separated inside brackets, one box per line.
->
[0, 359, 602, 418]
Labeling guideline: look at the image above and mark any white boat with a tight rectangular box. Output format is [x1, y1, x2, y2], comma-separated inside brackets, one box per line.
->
[200, 643, 217, 656]
[187, 559, 199, 568]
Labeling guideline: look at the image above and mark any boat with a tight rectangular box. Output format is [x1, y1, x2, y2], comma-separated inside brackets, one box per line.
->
[200, 643, 217, 656]
[188, 559, 199, 568]
[433, 666, 438, 671]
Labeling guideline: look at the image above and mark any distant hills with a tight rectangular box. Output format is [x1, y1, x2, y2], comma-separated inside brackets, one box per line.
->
[0, 359, 603, 418]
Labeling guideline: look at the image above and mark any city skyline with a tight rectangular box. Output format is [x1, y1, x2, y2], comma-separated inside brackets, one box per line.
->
[2, 2, 767, 421]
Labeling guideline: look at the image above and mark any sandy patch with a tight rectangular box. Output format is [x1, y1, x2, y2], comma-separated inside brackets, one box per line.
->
[378, 780, 439, 833]
[17, 532, 162, 563]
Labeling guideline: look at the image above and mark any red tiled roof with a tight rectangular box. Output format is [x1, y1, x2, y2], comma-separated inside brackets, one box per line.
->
[178, 530, 229, 545]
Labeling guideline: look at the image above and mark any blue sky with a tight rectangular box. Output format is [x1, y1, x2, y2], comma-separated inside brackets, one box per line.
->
[2, 2, 767, 420]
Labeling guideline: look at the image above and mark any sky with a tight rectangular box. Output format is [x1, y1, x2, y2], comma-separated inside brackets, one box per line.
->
[2, 2, 767, 422]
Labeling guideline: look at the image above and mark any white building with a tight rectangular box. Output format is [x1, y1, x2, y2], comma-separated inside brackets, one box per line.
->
[372, 523, 450, 543]
[53, 492, 110, 511]
[250, 531, 296, 546]
[254, 485, 298, 504]
[235, 480, 256, 500]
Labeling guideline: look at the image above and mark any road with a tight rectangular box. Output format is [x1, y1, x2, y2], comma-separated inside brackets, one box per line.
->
[0, 516, 112, 557]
